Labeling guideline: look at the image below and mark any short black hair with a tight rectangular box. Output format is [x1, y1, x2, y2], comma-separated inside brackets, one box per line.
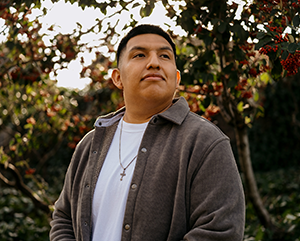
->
[116, 24, 176, 66]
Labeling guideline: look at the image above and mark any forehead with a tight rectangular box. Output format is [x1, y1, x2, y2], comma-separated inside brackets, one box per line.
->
[125, 34, 173, 53]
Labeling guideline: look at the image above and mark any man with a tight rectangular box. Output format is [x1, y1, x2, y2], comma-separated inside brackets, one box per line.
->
[50, 24, 245, 241]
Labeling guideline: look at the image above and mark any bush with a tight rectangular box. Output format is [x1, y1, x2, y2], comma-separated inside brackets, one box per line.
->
[249, 75, 300, 171]
[244, 168, 300, 241]
[0, 188, 50, 241]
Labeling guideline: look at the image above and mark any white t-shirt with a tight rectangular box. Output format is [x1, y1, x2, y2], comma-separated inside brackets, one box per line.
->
[92, 118, 148, 241]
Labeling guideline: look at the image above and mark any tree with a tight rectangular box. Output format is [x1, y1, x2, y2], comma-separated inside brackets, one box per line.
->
[1, 0, 299, 240]
[0, 1, 122, 239]
[166, 0, 300, 239]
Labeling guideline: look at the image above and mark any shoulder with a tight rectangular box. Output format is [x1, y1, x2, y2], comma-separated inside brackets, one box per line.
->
[182, 111, 228, 142]
[68, 129, 95, 169]
[162, 97, 229, 147]
[76, 129, 95, 151]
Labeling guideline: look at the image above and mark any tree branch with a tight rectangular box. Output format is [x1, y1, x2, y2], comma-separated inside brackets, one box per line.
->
[0, 163, 50, 214]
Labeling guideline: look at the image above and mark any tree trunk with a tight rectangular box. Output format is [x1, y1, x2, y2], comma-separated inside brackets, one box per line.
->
[234, 125, 276, 230]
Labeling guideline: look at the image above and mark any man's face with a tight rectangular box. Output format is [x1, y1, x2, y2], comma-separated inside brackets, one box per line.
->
[112, 34, 180, 107]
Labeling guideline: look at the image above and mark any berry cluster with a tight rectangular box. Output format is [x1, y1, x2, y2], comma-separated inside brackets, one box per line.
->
[266, 25, 283, 34]
[280, 52, 300, 76]
[239, 60, 249, 65]
[241, 91, 253, 99]
[235, 78, 247, 91]
[249, 67, 259, 78]
[235, 79, 253, 99]
[253, 0, 300, 16]
[259, 45, 278, 55]
[292, 1, 300, 8]
[274, 34, 288, 44]
[240, 43, 256, 57]
[240, 43, 254, 51]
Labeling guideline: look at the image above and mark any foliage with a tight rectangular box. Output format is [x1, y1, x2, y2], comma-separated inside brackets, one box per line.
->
[1, 0, 300, 240]
[245, 168, 300, 241]
[249, 74, 300, 171]
[0, 0, 121, 238]
[0, 188, 50, 241]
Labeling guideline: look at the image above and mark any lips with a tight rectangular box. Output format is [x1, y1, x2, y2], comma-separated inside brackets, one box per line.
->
[141, 73, 165, 81]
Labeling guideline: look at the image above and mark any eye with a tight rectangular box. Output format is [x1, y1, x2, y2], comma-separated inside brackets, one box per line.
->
[161, 54, 170, 59]
[133, 53, 145, 58]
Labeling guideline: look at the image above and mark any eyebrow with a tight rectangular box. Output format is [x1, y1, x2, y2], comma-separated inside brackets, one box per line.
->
[128, 46, 173, 53]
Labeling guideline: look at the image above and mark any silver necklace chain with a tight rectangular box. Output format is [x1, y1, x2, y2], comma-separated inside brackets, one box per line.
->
[119, 118, 137, 181]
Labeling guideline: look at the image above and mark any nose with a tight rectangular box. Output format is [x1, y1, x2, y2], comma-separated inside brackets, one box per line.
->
[146, 52, 160, 70]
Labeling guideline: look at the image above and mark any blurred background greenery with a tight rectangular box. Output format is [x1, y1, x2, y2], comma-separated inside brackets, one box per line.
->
[0, 0, 299, 240]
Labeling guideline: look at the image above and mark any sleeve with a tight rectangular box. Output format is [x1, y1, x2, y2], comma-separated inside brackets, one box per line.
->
[49, 131, 93, 241]
[183, 138, 245, 241]
[49, 154, 77, 241]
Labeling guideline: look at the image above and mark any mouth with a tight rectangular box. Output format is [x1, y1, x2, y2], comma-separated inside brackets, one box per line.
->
[141, 73, 165, 81]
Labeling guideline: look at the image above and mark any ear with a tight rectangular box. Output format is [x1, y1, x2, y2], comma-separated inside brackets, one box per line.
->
[176, 70, 181, 87]
[111, 68, 123, 90]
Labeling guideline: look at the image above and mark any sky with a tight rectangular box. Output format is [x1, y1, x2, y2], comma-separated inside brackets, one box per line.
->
[35, 0, 186, 90]
[1, 0, 246, 90]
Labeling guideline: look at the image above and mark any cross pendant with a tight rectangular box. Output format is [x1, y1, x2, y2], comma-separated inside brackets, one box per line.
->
[120, 170, 126, 181]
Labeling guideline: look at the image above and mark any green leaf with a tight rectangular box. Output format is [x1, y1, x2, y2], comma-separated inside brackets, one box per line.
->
[255, 36, 273, 50]
[254, 91, 259, 102]
[0, 147, 9, 164]
[293, 15, 300, 28]
[245, 116, 251, 125]
[255, 226, 264, 240]
[218, 21, 227, 34]
[99, 3, 108, 15]
[287, 43, 298, 53]
[211, 19, 220, 25]
[237, 101, 244, 112]
[202, 95, 211, 108]
[256, 32, 265, 40]
[203, 35, 213, 46]
[231, 24, 248, 41]
[24, 123, 33, 129]
[132, 2, 140, 8]
[281, 42, 289, 50]
[260, 72, 271, 84]
[140, 2, 154, 17]
[199, 103, 206, 112]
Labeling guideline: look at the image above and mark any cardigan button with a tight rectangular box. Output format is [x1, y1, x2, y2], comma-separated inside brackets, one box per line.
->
[93, 151, 97, 154]
[84, 221, 88, 226]
[124, 224, 130, 230]
[131, 184, 137, 190]
[141, 148, 147, 153]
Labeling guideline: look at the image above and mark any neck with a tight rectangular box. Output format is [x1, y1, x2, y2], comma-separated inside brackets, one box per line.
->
[123, 100, 173, 124]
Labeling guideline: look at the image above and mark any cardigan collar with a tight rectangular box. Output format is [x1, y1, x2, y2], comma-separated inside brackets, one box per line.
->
[94, 97, 190, 127]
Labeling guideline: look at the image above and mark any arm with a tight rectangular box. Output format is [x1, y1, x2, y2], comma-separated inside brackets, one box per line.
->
[184, 139, 245, 241]
[49, 131, 93, 241]
[49, 160, 77, 241]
